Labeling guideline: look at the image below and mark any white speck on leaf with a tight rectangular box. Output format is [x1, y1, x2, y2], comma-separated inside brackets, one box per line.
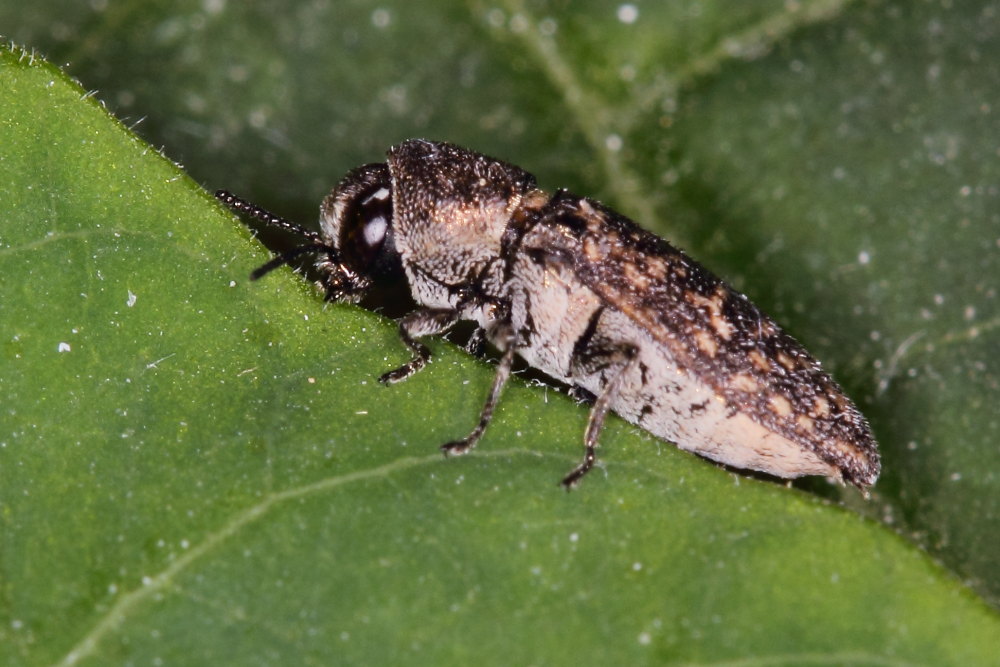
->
[371, 8, 391, 29]
[617, 4, 639, 24]
[485, 8, 504, 28]
[202, 0, 225, 15]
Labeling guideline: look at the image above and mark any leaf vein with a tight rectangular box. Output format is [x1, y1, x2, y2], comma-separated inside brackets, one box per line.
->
[54, 449, 545, 666]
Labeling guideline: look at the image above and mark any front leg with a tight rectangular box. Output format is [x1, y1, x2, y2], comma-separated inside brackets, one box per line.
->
[379, 308, 460, 384]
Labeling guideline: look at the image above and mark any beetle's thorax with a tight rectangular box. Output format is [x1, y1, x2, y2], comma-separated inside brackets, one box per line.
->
[385, 140, 537, 316]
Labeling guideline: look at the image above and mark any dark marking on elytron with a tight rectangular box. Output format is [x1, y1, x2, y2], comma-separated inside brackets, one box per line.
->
[690, 400, 710, 415]
[571, 306, 606, 366]
[639, 404, 654, 424]
[218, 139, 880, 491]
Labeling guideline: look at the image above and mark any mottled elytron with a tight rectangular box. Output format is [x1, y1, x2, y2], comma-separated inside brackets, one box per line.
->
[217, 139, 880, 490]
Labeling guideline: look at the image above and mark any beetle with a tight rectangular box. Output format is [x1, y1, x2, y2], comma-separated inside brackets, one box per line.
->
[217, 139, 880, 490]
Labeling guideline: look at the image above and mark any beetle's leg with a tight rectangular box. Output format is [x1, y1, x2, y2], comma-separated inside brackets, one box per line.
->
[379, 308, 460, 384]
[561, 343, 638, 488]
[464, 326, 487, 357]
[441, 324, 517, 456]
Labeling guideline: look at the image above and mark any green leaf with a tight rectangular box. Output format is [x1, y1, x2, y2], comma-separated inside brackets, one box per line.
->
[2, 0, 999, 663]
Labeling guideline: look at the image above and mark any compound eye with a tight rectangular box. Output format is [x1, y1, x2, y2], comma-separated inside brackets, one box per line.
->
[358, 186, 391, 250]
[341, 184, 395, 272]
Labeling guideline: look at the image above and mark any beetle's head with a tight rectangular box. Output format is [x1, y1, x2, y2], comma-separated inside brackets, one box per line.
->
[315, 162, 402, 301]
[216, 162, 402, 303]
